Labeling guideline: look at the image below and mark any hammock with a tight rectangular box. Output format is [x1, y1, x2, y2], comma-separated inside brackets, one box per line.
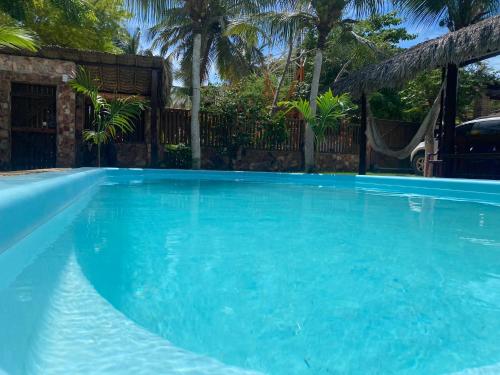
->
[366, 83, 444, 160]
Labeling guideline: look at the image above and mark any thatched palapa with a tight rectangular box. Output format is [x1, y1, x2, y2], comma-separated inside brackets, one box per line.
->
[333, 15, 500, 98]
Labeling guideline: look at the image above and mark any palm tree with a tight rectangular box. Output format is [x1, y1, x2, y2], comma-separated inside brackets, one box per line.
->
[128, 0, 263, 170]
[395, 0, 498, 31]
[226, 5, 308, 114]
[0, 25, 38, 51]
[69, 67, 147, 167]
[256, 0, 383, 172]
[116, 27, 142, 54]
[115, 27, 158, 56]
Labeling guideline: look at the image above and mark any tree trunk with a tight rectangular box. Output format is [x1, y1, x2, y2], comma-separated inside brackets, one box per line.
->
[271, 35, 294, 114]
[191, 33, 202, 169]
[97, 143, 101, 168]
[424, 71, 445, 177]
[304, 49, 322, 172]
[442, 63, 458, 177]
[423, 132, 434, 177]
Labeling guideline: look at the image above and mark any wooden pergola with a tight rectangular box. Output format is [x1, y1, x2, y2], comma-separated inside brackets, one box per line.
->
[333, 15, 500, 177]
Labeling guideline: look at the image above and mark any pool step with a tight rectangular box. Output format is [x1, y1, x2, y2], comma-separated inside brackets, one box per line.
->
[26, 253, 263, 375]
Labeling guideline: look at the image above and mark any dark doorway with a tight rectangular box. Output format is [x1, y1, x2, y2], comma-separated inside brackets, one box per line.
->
[11, 83, 57, 170]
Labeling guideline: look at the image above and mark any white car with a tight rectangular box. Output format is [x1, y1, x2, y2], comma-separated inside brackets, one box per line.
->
[410, 116, 500, 175]
[410, 141, 427, 175]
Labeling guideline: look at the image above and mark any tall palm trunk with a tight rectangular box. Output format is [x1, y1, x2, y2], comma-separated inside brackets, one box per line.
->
[304, 49, 322, 172]
[271, 35, 294, 114]
[191, 32, 202, 169]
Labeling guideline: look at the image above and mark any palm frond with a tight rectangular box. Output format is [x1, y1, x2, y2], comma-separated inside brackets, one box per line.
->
[126, 0, 183, 24]
[0, 25, 38, 51]
[281, 90, 354, 141]
[395, 0, 499, 29]
[105, 97, 147, 135]
[280, 98, 315, 123]
[224, 20, 261, 47]
[68, 67, 106, 111]
[348, 0, 387, 17]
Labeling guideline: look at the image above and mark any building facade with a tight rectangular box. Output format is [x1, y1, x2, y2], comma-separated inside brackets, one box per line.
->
[0, 47, 166, 170]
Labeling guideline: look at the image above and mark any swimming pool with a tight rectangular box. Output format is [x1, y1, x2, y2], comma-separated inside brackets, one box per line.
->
[1, 169, 500, 374]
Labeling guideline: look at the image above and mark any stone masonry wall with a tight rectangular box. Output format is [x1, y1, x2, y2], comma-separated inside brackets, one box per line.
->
[201, 147, 358, 172]
[0, 54, 76, 169]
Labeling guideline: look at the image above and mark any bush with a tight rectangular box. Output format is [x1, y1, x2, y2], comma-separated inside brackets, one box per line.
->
[162, 143, 191, 169]
[201, 75, 289, 154]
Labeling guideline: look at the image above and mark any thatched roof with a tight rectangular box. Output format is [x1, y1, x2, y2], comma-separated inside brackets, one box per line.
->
[333, 15, 500, 98]
[1, 46, 167, 98]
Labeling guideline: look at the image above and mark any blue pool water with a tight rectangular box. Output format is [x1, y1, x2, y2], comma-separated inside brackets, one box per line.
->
[1, 171, 500, 374]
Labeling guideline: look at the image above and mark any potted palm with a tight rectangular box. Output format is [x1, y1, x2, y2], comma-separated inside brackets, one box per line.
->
[69, 67, 147, 167]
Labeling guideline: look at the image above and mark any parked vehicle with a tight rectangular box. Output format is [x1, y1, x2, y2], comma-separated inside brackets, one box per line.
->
[410, 116, 500, 175]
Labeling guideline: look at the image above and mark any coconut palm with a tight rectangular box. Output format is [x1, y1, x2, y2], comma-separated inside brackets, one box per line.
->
[226, 5, 308, 114]
[116, 27, 142, 54]
[0, 25, 37, 51]
[69, 67, 147, 167]
[253, 0, 383, 171]
[115, 27, 157, 56]
[128, 0, 264, 170]
[395, 0, 499, 31]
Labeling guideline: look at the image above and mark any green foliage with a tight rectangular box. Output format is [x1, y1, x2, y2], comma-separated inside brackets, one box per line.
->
[353, 11, 416, 50]
[368, 89, 407, 120]
[114, 27, 141, 55]
[0, 0, 130, 52]
[201, 75, 290, 156]
[395, 0, 499, 31]
[163, 143, 192, 169]
[0, 25, 38, 51]
[261, 111, 289, 145]
[282, 90, 355, 142]
[69, 67, 147, 166]
[304, 11, 416, 94]
[137, 0, 265, 86]
[456, 65, 500, 120]
[399, 69, 443, 122]
[370, 64, 500, 123]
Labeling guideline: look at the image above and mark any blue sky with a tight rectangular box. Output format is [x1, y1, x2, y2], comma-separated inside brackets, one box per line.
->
[128, 13, 500, 86]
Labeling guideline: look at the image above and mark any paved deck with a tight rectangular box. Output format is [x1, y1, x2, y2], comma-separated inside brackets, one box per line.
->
[0, 168, 70, 176]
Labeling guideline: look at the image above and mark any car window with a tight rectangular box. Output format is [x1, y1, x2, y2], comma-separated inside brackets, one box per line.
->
[471, 120, 500, 135]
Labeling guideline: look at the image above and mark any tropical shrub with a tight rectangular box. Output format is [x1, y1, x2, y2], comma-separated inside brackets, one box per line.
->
[281, 90, 355, 142]
[201, 75, 290, 154]
[69, 67, 147, 167]
[162, 143, 192, 169]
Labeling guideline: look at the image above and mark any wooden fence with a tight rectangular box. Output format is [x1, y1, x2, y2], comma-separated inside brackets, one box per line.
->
[367, 119, 420, 171]
[161, 108, 360, 154]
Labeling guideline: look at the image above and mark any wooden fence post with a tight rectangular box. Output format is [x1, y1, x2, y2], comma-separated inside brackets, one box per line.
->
[358, 93, 367, 175]
[150, 69, 159, 167]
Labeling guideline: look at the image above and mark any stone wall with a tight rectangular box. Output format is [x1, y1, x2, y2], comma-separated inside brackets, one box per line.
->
[0, 54, 76, 169]
[316, 153, 359, 172]
[116, 144, 150, 168]
[201, 147, 358, 172]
